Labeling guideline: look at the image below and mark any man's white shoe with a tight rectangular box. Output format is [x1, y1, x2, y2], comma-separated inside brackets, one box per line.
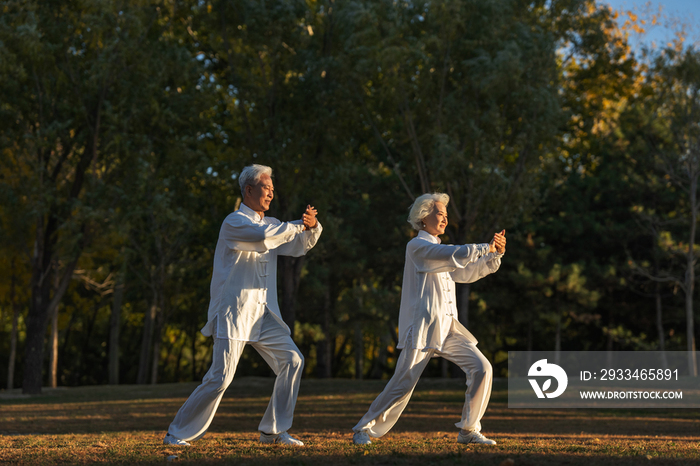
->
[457, 430, 496, 445]
[260, 431, 304, 446]
[163, 433, 191, 446]
[352, 430, 372, 445]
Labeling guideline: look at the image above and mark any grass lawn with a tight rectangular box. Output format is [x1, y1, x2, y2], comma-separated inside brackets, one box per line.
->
[1, 377, 700, 465]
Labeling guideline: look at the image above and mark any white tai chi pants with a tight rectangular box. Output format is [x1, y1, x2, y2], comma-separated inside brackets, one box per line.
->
[167, 312, 304, 441]
[353, 321, 492, 437]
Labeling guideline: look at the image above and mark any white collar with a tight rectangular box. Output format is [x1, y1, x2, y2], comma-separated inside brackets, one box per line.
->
[417, 229, 441, 244]
[238, 202, 264, 223]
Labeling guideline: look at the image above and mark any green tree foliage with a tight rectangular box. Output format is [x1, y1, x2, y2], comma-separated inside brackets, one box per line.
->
[624, 46, 700, 374]
[470, 1, 676, 367]
[0, 0, 207, 392]
[1, 0, 699, 389]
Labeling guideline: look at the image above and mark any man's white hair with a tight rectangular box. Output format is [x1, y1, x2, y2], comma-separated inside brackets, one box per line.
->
[407, 193, 450, 230]
[239, 164, 272, 198]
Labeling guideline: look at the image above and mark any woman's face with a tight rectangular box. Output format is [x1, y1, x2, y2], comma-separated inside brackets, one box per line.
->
[422, 201, 448, 236]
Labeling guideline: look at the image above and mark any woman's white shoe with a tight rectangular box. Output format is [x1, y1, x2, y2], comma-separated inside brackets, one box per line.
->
[259, 431, 304, 446]
[163, 433, 191, 446]
[352, 430, 372, 445]
[457, 430, 496, 445]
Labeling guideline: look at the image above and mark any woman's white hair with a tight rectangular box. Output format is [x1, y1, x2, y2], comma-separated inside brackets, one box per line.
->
[239, 164, 272, 198]
[407, 193, 450, 230]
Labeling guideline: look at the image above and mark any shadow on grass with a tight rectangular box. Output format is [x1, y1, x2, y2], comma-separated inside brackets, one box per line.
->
[2, 378, 700, 437]
[158, 452, 700, 466]
[2, 378, 700, 465]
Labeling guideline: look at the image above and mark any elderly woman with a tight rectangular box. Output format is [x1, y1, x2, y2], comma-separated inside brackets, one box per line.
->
[352, 193, 506, 446]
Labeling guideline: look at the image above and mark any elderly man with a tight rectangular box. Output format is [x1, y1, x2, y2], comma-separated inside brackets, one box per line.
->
[164, 164, 322, 447]
[352, 193, 505, 446]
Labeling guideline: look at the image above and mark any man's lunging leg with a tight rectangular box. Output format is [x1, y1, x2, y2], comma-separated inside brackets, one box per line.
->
[166, 338, 244, 443]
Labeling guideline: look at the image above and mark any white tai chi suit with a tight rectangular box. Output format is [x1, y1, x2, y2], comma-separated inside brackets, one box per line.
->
[353, 230, 503, 437]
[168, 203, 322, 441]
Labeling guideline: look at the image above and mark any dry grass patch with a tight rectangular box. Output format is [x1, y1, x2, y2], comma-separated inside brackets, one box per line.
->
[1, 378, 700, 465]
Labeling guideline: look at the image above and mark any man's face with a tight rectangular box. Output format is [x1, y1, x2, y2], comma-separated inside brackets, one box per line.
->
[245, 174, 274, 212]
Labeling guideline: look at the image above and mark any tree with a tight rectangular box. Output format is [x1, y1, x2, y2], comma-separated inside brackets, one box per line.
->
[0, 140, 32, 389]
[332, 0, 598, 336]
[0, 0, 207, 393]
[629, 46, 700, 376]
[191, 0, 363, 338]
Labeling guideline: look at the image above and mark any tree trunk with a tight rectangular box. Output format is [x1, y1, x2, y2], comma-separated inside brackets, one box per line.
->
[59, 309, 77, 361]
[137, 299, 157, 384]
[554, 312, 561, 365]
[70, 297, 103, 386]
[371, 332, 390, 379]
[457, 283, 470, 328]
[150, 332, 161, 385]
[316, 286, 332, 378]
[22, 96, 97, 394]
[316, 339, 332, 378]
[606, 312, 614, 368]
[354, 322, 363, 380]
[150, 308, 164, 385]
[686, 175, 698, 376]
[655, 283, 669, 370]
[48, 302, 59, 388]
[191, 324, 198, 381]
[174, 332, 186, 382]
[655, 285, 665, 351]
[23, 217, 55, 394]
[23, 229, 79, 394]
[23, 108, 96, 394]
[333, 334, 349, 378]
[48, 270, 60, 388]
[23, 305, 48, 394]
[526, 315, 533, 369]
[441, 358, 449, 378]
[651, 236, 669, 369]
[7, 258, 19, 390]
[109, 267, 125, 385]
[278, 255, 305, 329]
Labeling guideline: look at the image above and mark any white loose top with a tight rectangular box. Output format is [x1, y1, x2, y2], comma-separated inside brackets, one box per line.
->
[398, 230, 504, 351]
[200, 203, 323, 341]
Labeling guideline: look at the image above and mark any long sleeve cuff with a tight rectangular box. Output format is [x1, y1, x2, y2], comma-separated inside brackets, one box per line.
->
[476, 243, 490, 257]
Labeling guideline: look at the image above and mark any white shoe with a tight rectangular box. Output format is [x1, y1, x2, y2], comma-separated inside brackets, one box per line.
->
[163, 433, 191, 446]
[457, 430, 496, 445]
[259, 431, 304, 446]
[352, 430, 372, 445]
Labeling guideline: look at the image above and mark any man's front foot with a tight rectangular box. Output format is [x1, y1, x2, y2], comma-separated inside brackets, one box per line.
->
[457, 430, 496, 445]
[260, 431, 304, 446]
[352, 430, 372, 445]
[163, 433, 191, 446]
